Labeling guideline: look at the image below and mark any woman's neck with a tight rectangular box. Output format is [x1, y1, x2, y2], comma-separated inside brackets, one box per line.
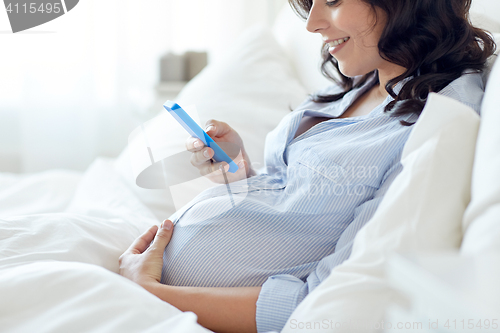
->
[376, 64, 407, 97]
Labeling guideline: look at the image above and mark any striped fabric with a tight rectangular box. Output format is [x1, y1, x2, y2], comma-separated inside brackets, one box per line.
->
[160, 72, 484, 332]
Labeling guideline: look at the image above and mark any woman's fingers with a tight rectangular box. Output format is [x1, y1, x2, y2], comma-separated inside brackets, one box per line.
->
[147, 220, 174, 254]
[204, 119, 231, 138]
[184, 120, 250, 183]
[118, 221, 174, 286]
[185, 120, 231, 151]
[199, 161, 230, 177]
[125, 225, 158, 255]
[192, 150, 247, 182]
[195, 159, 219, 177]
[187, 144, 230, 178]
[190, 147, 214, 166]
[186, 137, 204, 152]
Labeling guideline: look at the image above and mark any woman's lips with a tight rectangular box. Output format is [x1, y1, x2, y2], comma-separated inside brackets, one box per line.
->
[328, 37, 350, 56]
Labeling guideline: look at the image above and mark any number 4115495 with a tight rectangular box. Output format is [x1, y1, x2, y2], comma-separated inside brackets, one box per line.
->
[6, 3, 62, 14]
[444, 319, 498, 330]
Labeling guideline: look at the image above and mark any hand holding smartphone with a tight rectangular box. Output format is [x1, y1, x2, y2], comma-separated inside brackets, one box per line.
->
[163, 101, 239, 173]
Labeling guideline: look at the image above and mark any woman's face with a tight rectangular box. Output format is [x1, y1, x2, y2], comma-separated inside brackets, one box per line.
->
[306, 0, 389, 77]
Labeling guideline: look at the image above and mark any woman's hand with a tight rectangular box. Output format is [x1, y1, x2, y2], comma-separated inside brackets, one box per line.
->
[120, 219, 260, 333]
[186, 119, 256, 184]
[118, 220, 174, 288]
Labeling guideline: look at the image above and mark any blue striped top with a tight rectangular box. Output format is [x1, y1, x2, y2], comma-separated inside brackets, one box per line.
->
[160, 71, 484, 332]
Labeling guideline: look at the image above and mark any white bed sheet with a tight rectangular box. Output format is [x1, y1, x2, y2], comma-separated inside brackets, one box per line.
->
[0, 261, 210, 333]
[0, 158, 210, 333]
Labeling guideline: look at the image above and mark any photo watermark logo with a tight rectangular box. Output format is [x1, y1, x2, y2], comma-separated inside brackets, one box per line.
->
[3, 0, 79, 33]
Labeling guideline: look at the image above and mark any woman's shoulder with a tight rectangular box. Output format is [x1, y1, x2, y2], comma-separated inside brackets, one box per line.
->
[438, 71, 485, 114]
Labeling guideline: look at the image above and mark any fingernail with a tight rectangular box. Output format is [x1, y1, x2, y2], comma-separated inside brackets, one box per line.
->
[219, 163, 229, 172]
[238, 161, 245, 168]
[203, 149, 210, 158]
[206, 125, 215, 132]
[162, 220, 173, 230]
[194, 141, 201, 149]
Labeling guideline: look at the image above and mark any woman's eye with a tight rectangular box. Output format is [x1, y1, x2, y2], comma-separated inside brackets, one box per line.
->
[326, 0, 339, 6]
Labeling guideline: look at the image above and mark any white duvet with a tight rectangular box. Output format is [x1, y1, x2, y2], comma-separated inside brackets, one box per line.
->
[0, 159, 210, 333]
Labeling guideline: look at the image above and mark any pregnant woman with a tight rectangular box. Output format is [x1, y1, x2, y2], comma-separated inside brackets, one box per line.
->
[119, 0, 495, 332]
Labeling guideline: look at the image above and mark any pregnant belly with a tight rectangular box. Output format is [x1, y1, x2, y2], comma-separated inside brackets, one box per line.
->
[160, 200, 351, 287]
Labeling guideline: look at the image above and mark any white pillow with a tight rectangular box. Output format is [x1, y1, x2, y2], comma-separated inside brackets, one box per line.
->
[479, 33, 500, 87]
[115, 25, 309, 220]
[470, 12, 500, 34]
[282, 93, 480, 333]
[461, 55, 500, 254]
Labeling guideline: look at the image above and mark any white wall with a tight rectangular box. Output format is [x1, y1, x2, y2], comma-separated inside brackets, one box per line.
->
[471, 0, 500, 23]
[3, 0, 493, 174]
[0, 0, 289, 173]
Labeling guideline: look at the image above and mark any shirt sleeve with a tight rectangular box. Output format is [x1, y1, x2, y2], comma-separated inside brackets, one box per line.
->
[255, 154, 405, 333]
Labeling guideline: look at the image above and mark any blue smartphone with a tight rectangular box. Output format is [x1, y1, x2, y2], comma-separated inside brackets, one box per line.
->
[163, 100, 239, 173]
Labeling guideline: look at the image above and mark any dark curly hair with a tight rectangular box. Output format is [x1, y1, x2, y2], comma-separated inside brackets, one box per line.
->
[289, 0, 496, 125]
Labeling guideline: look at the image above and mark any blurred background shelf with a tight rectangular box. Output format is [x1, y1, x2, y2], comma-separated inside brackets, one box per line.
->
[156, 81, 188, 99]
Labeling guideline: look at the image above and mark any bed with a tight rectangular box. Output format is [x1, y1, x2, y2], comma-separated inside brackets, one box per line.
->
[1, 3, 500, 333]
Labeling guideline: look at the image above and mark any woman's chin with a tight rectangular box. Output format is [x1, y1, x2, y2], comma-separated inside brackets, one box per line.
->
[337, 65, 359, 78]
[338, 65, 375, 79]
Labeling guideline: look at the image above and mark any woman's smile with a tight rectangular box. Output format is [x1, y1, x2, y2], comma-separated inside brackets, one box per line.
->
[306, 0, 390, 77]
[327, 36, 350, 55]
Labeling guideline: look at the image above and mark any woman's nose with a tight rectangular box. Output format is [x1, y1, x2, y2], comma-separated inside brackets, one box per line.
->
[306, 2, 329, 33]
